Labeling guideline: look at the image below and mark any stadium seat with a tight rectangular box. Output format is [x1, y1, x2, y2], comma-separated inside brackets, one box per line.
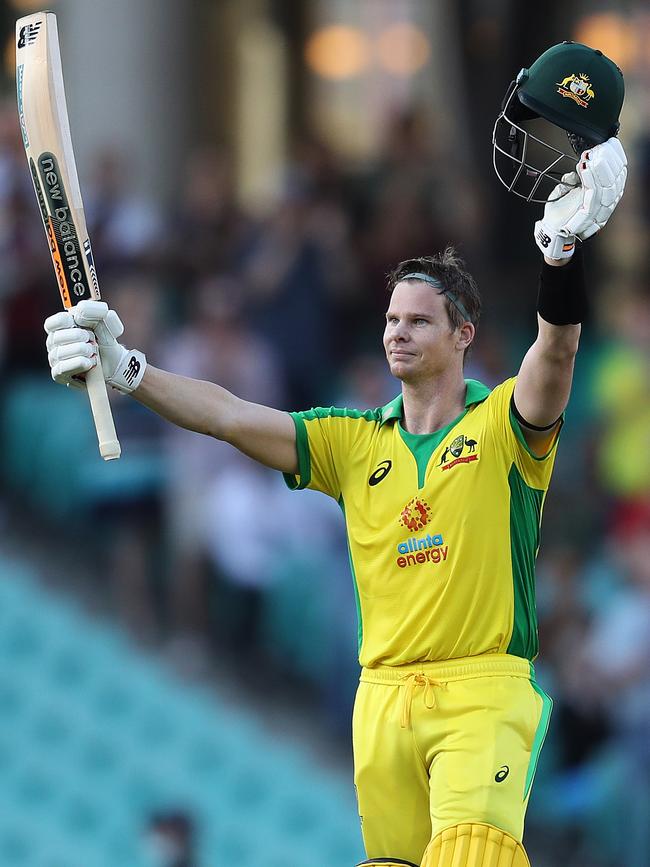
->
[0, 555, 365, 865]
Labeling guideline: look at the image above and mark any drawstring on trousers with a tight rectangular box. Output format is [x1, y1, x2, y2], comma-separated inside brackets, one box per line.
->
[399, 673, 444, 729]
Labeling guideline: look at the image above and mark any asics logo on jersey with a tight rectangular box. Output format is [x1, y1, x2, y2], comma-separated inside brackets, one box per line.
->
[495, 765, 510, 782]
[369, 460, 392, 486]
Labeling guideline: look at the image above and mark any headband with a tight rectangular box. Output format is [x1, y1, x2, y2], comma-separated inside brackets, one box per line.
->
[401, 272, 472, 324]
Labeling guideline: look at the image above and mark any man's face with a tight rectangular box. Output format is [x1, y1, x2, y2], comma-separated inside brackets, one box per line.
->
[383, 280, 460, 383]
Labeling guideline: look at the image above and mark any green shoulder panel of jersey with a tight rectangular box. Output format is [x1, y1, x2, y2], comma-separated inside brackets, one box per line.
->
[283, 406, 382, 498]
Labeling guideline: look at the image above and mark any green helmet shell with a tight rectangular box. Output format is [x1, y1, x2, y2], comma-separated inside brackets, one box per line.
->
[517, 41, 624, 145]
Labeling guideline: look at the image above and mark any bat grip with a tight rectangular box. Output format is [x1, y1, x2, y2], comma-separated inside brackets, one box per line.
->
[85, 358, 121, 460]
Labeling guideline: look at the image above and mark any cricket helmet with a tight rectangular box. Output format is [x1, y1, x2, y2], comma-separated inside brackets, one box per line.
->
[493, 41, 624, 202]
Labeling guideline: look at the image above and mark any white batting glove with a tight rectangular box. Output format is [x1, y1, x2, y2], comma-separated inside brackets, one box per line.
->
[45, 300, 147, 394]
[534, 137, 627, 259]
[45, 311, 96, 389]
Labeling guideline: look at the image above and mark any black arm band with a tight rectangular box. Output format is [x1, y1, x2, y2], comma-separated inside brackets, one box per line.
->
[536, 244, 588, 326]
[510, 395, 560, 431]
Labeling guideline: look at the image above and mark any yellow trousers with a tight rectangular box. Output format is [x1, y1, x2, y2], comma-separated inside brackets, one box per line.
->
[352, 654, 552, 864]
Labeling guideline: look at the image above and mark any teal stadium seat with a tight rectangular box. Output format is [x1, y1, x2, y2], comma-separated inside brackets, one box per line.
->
[0, 555, 365, 865]
[261, 556, 333, 681]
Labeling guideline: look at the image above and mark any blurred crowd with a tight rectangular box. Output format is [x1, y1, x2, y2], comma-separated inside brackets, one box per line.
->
[1, 90, 650, 866]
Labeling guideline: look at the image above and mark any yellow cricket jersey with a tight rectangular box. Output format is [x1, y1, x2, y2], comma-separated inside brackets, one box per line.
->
[283, 377, 562, 668]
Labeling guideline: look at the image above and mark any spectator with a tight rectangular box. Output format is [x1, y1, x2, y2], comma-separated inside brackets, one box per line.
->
[160, 276, 286, 660]
[85, 146, 163, 269]
[145, 810, 197, 867]
[164, 147, 253, 291]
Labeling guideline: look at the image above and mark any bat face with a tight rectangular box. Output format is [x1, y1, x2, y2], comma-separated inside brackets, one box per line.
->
[16, 11, 100, 311]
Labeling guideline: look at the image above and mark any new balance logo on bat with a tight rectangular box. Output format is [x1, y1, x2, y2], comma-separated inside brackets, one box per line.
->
[39, 152, 89, 300]
[17, 23, 42, 48]
[123, 357, 141, 385]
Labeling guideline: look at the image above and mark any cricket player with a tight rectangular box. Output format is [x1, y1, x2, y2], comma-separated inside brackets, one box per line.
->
[44, 43, 626, 867]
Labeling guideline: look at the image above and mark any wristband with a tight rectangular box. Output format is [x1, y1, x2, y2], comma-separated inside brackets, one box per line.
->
[536, 244, 587, 326]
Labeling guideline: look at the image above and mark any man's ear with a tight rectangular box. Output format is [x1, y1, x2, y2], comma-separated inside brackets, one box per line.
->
[457, 321, 475, 351]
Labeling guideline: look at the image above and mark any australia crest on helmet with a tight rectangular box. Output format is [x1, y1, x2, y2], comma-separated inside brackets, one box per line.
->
[557, 73, 595, 108]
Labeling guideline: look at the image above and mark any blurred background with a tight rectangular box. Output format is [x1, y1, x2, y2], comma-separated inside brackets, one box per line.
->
[0, 0, 649, 864]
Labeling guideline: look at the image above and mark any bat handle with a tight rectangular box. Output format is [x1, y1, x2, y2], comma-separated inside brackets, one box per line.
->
[85, 358, 121, 460]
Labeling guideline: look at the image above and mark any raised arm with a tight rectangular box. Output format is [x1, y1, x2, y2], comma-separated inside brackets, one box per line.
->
[133, 365, 298, 473]
[513, 138, 627, 453]
[513, 257, 581, 452]
[44, 301, 299, 473]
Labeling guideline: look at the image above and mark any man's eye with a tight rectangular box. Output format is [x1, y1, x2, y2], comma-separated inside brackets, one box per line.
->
[414, 318, 428, 326]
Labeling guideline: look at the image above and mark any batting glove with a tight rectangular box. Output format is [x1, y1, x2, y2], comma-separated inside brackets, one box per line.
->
[534, 137, 627, 260]
[45, 300, 147, 394]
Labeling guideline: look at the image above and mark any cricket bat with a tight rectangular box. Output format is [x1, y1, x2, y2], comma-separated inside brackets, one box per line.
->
[16, 10, 121, 461]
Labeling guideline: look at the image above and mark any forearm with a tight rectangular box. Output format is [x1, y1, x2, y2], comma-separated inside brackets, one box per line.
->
[132, 365, 238, 439]
[514, 245, 586, 431]
[534, 315, 581, 361]
[131, 365, 299, 473]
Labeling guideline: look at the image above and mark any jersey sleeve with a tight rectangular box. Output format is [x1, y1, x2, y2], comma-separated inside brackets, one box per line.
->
[484, 377, 563, 490]
[283, 407, 367, 500]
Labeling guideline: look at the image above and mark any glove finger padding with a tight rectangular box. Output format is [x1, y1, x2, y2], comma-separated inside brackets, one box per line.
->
[592, 136, 626, 175]
[561, 171, 580, 186]
[51, 354, 95, 385]
[599, 184, 619, 209]
[48, 338, 96, 365]
[593, 162, 626, 227]
[46, 326, 96, 351]
[579, 222, 601, 241]
[549, 171, 580, 201]
[44, 310, 75, 334]
[562, 174, 602, 238]
[589, 153, 616, 189]
[70, 301, 125, 352]
[94, 310, 125, 349]
[548, 179, 571, 203]
[103, 309, 125, 339]
[571, 137, 627, 238]
[69, 300, 109, 328]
